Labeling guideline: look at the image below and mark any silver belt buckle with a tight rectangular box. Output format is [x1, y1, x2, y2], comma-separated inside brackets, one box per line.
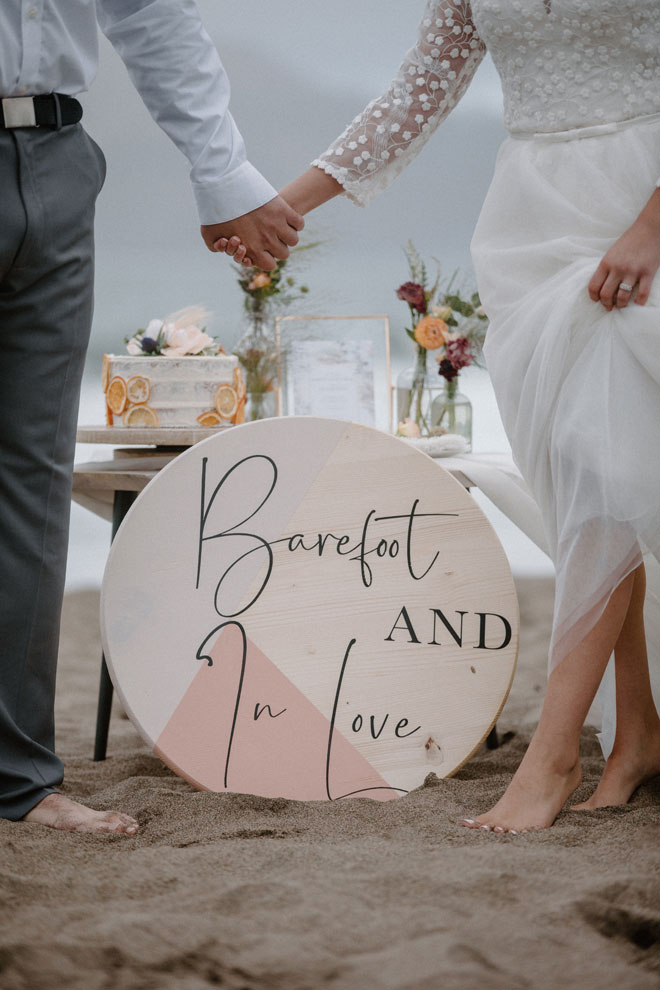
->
[2, 97, 37, 128]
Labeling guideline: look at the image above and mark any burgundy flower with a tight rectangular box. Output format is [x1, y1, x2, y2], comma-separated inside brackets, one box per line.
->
[140, 336, 159, 354]
[396, 281, 427, 314]
[437, 357, 459, 381]
[446, 336, 473, 370]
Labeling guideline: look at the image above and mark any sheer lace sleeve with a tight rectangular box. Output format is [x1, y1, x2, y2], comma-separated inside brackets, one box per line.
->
[313, 0, 486, 207]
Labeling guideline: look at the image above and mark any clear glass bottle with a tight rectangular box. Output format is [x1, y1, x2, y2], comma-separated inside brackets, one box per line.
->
[430, 378, 472, 450]
[396, 345, 447, 437]
[233, 309, 278, 422]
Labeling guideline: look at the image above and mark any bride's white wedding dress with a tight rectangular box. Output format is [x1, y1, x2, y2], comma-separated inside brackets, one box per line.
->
[313, 0, 660, 755]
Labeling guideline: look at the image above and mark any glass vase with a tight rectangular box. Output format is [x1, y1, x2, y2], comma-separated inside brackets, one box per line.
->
[233, 309, 278, 423]
[396, 345, 447, 437]
[430, 378, 473, 450]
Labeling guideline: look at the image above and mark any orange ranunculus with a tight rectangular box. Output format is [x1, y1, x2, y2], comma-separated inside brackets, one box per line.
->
[413, 315, 448, 350]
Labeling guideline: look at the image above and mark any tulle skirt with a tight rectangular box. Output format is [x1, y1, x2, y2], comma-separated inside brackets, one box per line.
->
[471, 113, 660, 753]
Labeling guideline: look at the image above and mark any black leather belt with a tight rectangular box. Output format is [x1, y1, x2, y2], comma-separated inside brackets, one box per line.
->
[0, 94, 83, 130]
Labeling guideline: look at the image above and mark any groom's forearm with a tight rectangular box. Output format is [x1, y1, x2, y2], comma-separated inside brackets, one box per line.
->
[280, 167, 343, 215]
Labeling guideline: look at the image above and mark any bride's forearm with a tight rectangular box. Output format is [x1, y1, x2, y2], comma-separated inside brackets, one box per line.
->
[280, 167, 343, 215]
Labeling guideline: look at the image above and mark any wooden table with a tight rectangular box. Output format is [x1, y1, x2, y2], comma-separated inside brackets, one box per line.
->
[74, 425, 500, 763]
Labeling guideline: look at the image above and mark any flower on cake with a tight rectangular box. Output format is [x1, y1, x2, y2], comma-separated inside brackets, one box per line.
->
[162, 323, 215, 357]
[125, 306, 222, 357]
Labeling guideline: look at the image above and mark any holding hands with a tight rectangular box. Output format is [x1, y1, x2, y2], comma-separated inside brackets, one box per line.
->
[201, 194, 304, 271]
[210, 168, 343, 268]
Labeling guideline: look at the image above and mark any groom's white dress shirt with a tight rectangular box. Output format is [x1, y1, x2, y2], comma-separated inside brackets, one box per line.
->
[0, 0, 277, 223]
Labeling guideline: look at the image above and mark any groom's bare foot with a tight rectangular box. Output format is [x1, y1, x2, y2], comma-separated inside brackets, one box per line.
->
[461, 749, 582, 834]
[571, 728, 660, 811]
[22, 793, 139, 836]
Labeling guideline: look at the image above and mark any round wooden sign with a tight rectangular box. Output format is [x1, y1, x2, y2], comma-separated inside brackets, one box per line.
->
[101, 418, 518, 801]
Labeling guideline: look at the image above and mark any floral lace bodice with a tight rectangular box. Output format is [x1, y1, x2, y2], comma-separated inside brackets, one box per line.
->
[314, 0, 660, 206]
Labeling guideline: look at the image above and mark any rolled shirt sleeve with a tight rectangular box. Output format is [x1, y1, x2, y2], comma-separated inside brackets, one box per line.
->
[96, 0, 277, 223]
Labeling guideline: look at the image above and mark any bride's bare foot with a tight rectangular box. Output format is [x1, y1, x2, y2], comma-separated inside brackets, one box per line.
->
[571, 727, 660, 811]
[461, 746, 582, 834]
[22, 793, 139, 836]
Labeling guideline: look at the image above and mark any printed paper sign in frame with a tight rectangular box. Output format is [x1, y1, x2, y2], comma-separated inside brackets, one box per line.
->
[275, 315, 393, 432]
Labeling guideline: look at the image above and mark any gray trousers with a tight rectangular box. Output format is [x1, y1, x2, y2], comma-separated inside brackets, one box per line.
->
[0, 124, 105, 820]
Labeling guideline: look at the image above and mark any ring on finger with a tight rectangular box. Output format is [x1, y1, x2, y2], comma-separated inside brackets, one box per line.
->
[618, 281, 634, 293]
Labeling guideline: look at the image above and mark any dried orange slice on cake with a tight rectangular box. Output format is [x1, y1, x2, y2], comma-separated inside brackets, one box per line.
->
[196, 410, 222, 427]
[106, 376, 128, 416]
[126, 375, 151, 404]
[215, 383, 238, 420]
[123, 404, 159, 427]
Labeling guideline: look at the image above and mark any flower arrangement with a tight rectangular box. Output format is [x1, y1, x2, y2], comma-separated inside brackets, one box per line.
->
[237, 254, 311, 319]
[233, 245, 318, 421]
[395, 243, 488, 440]
[125, 305, 222, 357]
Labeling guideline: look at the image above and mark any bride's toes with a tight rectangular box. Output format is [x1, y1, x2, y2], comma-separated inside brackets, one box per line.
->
[460, 819, 524, 835]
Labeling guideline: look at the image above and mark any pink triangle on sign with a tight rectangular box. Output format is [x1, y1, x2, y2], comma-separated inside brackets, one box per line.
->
[155, 623, 402, 801]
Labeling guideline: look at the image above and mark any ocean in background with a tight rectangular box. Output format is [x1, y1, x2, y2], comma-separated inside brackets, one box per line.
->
[67, 367, 553, 592]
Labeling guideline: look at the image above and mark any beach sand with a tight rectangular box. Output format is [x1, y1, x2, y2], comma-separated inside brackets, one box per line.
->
[1, 576, 659, 990]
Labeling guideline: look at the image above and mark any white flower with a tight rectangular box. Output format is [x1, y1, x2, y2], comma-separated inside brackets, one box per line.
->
[145, 318, 164, 338]
[431, 305, 453, 320]
[126, 338, 143, 355]
[162, 323, 215, 356]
